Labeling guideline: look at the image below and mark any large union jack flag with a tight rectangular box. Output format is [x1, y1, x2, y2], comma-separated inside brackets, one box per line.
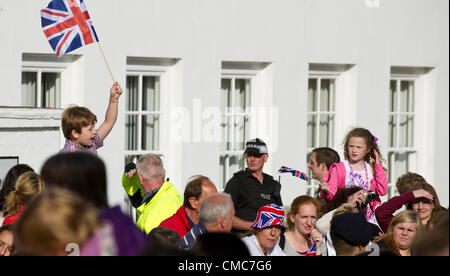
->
[251, 204, 285, 229]
[278, 166, 309, 181]
[41, 0, 99, 57]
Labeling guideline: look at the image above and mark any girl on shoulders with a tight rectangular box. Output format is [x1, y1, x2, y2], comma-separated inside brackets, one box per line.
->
[319, 127, 388, 224]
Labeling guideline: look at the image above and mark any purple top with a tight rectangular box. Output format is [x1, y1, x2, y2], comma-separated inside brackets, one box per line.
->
[375, 191, 415, 233]
[81, 206, 149, 256]
[59, 132, 103, 154]
[101, 206, 149, 256]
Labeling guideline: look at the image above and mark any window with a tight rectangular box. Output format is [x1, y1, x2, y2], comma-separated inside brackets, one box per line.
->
[125, 75, 161, 154]
[125, 57, 181, 166]
[21, 54, 81, 109]
[305, 64, 355, 197]
[219, 76, 251, 189]
[385, 66, 435, 199]
[125, 74, 162, 165]
[219, 62, 271, 189]
[306, 77, 336, 196]
[21, 71, 61, 108]
[387, 72, 417, 198]
[307, 78, 336, 150]
[124, 57, 181, 219]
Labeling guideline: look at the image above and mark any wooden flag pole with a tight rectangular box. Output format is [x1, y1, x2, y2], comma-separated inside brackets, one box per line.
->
[97, 42, 115, 82]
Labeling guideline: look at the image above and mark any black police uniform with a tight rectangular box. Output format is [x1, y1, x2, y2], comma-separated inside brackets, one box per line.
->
[224, 168, 283, 232]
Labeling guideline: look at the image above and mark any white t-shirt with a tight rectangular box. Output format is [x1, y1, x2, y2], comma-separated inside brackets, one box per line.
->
[241, 235, 286, 256]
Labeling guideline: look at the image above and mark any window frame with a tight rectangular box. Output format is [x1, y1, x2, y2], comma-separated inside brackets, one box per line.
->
[219, 73, 255, 189]
[124, 72, 164, 158]
[306, 74, 338, 150]
[305, 63, 356, 197]
[386, 74, 419, 198]
[21, 58, 68, 109]
[123, 57, 181, 220]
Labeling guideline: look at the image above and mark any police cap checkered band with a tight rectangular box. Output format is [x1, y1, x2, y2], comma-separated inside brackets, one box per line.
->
[244, 138, 268, 154]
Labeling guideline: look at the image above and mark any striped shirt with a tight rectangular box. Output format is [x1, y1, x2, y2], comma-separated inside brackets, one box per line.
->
[179, 222, 208, 250]
[60, 132, 103, 154]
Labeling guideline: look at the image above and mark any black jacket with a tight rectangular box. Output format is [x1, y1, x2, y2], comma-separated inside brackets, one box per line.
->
[224, 169, 283, 223]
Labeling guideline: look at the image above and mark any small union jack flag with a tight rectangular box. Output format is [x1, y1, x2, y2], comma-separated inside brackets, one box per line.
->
[305, 243, 317, 256]
[278, 166, 309, 181]
[41, 0, 99, 57]
[251, 204, 285, 229]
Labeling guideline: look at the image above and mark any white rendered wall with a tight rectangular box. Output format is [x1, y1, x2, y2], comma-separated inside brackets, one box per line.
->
[0, 0, 448, 208]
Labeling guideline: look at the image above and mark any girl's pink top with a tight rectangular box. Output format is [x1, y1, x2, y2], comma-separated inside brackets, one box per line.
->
[319, 162, 388, 209]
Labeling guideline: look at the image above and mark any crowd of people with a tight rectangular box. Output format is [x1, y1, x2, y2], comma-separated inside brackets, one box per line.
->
[0, 82, 448, 257]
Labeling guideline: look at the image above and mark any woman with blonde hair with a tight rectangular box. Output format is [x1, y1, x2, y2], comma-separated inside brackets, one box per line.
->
[40, 152, 148, 255]
[2, 171, 43, 225]
[15, 188, 100, 256]
[374, 210, 422, 256]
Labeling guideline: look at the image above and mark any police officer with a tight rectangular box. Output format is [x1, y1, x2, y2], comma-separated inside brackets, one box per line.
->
[224, 138, 283, 234]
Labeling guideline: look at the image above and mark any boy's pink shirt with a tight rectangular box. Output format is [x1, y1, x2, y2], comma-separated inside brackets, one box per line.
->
[59, 132, 103, 154]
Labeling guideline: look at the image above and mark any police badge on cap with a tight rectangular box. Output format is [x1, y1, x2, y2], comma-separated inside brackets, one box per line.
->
[244, 138, 268, 155]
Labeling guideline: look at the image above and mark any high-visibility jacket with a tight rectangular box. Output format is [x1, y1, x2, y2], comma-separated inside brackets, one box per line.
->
[122, 174, 182, 234]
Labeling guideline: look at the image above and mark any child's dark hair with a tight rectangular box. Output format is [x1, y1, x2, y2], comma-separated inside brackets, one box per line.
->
[343, 127, 384, 164]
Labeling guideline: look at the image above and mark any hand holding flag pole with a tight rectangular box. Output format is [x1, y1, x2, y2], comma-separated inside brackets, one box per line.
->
[41, 0, 115, 81]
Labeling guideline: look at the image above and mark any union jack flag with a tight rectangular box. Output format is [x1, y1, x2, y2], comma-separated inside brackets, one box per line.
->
[305, 243, 317, 256]
[251, 204, 285, 229]
[278, 166, 309, 181]
[41, 0, 99, 57]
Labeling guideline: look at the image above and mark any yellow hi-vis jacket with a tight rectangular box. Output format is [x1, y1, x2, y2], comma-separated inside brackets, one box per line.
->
[122, 174, 182, 234]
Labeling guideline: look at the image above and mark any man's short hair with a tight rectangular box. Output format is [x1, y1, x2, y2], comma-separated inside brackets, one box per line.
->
[183, 175, 211, 209]
[148, 227, 181, 249]
[330, 230, 358, 256]
[61, 105, 97, 139]
[395, 172, 426, 195]
[312, 147, 340, 170]
[199, 193, 233, 226]
[136, 154, 165, 182]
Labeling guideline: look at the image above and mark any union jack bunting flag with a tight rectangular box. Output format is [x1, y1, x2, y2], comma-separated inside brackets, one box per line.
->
[278, 166, 309, 181]
[305, 242, 317, 256]
[41, 0, 99, 57]
[251, 204, 285, 229]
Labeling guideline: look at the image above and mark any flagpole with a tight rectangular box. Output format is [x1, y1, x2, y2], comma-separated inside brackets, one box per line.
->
[97, 42, 115, 82]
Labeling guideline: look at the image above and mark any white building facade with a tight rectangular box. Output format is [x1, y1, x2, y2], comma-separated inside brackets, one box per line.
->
[0, 0, 448, 211]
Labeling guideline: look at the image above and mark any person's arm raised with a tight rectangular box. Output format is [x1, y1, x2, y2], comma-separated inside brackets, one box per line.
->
[97, 81, 123, 140]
